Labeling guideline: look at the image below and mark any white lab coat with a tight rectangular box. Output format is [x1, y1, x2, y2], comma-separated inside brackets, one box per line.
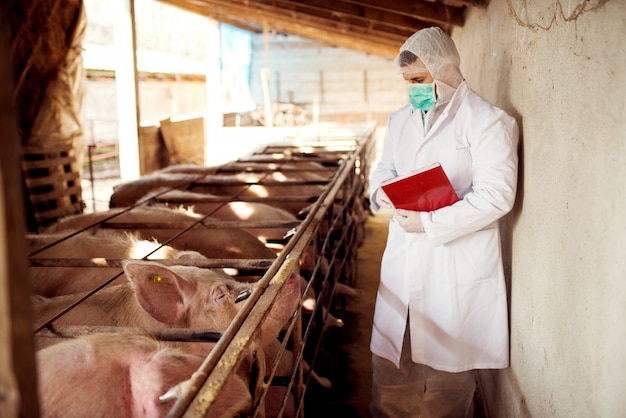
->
[369, 81, 519, 372]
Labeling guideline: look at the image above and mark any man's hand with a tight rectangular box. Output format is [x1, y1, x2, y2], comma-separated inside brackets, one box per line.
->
[394, 208, 424, 233]
[374, 188, 393, 209]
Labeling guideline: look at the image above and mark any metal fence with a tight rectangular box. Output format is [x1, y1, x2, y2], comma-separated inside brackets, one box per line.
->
[31, 122, 376, 417]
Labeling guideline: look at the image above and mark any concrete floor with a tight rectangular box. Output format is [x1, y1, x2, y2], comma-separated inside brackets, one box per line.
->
[303, 208, 488, 418]
[303, 208, 391, 417]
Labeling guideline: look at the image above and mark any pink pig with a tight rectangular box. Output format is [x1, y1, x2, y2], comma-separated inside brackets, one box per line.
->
[36, 332, 251, 418]
[33, 260, 301, 354]
[109, 168, 326, 215]
[134, 190, 325, 273]
[28, 228, 207, 297]
[42, 204, 279, 261]
[139, 188, 299, 242]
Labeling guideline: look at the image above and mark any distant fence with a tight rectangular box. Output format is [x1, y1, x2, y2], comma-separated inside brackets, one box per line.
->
[83, 118, 120, 179]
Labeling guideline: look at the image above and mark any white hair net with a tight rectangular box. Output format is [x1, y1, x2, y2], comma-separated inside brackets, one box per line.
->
[394, 27, 464, 88]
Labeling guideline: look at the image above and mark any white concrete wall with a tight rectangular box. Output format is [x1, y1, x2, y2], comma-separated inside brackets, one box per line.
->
[452, 1, 626, 417]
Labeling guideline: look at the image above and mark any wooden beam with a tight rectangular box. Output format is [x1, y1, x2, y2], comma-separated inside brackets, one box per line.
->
[443, 0, 487, 8]
[265, 0, 442, 34]
[226, 10, 403, 56]
[279, 0, 465, 29]
[156, 0, 264, 32]
[163, 0, 411, 55]
[183, 0, 413, 39]
[157, 0, 469, 56]
[208, 16, 262, 33]
[114, 0, 141, 180]
[0, 2, 39, 415]
[165, 0, 466, 28]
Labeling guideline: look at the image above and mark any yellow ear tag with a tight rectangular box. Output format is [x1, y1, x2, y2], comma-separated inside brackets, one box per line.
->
[152, 275, 164, 284]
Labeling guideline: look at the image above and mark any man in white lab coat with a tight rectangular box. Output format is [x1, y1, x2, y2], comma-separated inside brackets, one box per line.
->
[368, 27, 519, 417]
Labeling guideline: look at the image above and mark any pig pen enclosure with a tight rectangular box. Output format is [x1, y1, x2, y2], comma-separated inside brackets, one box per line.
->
[13, 122, 377, 417]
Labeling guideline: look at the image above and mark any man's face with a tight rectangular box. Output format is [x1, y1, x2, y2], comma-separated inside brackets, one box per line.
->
[402, 58, 434, 85]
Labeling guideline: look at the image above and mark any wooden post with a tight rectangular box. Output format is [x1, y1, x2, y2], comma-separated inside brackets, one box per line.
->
[262, 21, 273, 127]
[0, 4, 40, 415]
[204, 17, 222, 166]
[114, 0, 141, 180]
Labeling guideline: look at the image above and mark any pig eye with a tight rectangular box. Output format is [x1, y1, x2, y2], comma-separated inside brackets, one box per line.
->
[151, 275, 164, 284]
[213, 284, 231, 303]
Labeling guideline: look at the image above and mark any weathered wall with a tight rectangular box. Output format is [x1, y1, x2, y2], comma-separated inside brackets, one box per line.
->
[452, 1, 626, 416]
[84, 76, 206, 131]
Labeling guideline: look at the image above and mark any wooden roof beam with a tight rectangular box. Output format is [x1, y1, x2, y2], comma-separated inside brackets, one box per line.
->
[336, 0, 465, 28]
[443, 0, 488, 8]
[162, 2, 398, 56]
[282, 0, 465, 29]
[156, 0, 470, 57]
[160, 0, 403, 56]
[264, 0, 461, 33]
[178, 0, 414, 44]
[161, 0, 465, 32]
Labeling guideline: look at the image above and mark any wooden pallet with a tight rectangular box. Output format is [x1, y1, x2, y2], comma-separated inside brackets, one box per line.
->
[21, 143, 83, 230]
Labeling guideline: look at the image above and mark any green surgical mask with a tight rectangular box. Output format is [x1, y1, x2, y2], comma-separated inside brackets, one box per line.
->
[408, 83, 436, 112]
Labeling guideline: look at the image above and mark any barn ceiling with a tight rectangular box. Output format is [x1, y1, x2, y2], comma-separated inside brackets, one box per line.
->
[157, 0, 487, 58]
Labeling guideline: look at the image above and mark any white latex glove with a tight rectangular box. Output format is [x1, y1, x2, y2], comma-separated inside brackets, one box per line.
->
[374, 188, 393, 210]
[394, 208, 424, 233]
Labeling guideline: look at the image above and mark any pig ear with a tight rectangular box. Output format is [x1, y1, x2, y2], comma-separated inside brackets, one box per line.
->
[122, 261, 197, 325]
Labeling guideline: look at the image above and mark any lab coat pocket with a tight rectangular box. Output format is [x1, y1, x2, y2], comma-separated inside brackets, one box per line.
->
[438, 147, 472, 193]
[451, 228, 501, 284]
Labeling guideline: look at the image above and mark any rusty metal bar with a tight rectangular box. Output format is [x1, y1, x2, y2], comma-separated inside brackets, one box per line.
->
[36, 325, 222, 343]
[192, 178, 329, 186]
[28, 258, 276, 269]
[101, 220, 301, 230]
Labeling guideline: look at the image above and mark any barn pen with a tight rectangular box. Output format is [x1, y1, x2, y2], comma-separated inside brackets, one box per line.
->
[25, 122, 376, 417]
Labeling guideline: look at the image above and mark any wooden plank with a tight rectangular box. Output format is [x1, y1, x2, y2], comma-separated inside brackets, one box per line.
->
[21, 155, 76, 170]
[138, 123, 169, 175]
[159, 116, 205, 165]
[337, 0, 464, 26]
[114, 0, 141, 180]
[29, 184, 83, 204]
[21, 143, 73, 154]
[23, 172, 80, 188]
[259, 0, 464, 31]
[0, 2, 39, 413]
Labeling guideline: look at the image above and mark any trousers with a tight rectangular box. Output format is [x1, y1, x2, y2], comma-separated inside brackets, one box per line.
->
[370, 322, 476, 418]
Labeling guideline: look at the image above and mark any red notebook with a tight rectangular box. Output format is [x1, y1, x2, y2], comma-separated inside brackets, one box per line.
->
[380, 163, 459, 211]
